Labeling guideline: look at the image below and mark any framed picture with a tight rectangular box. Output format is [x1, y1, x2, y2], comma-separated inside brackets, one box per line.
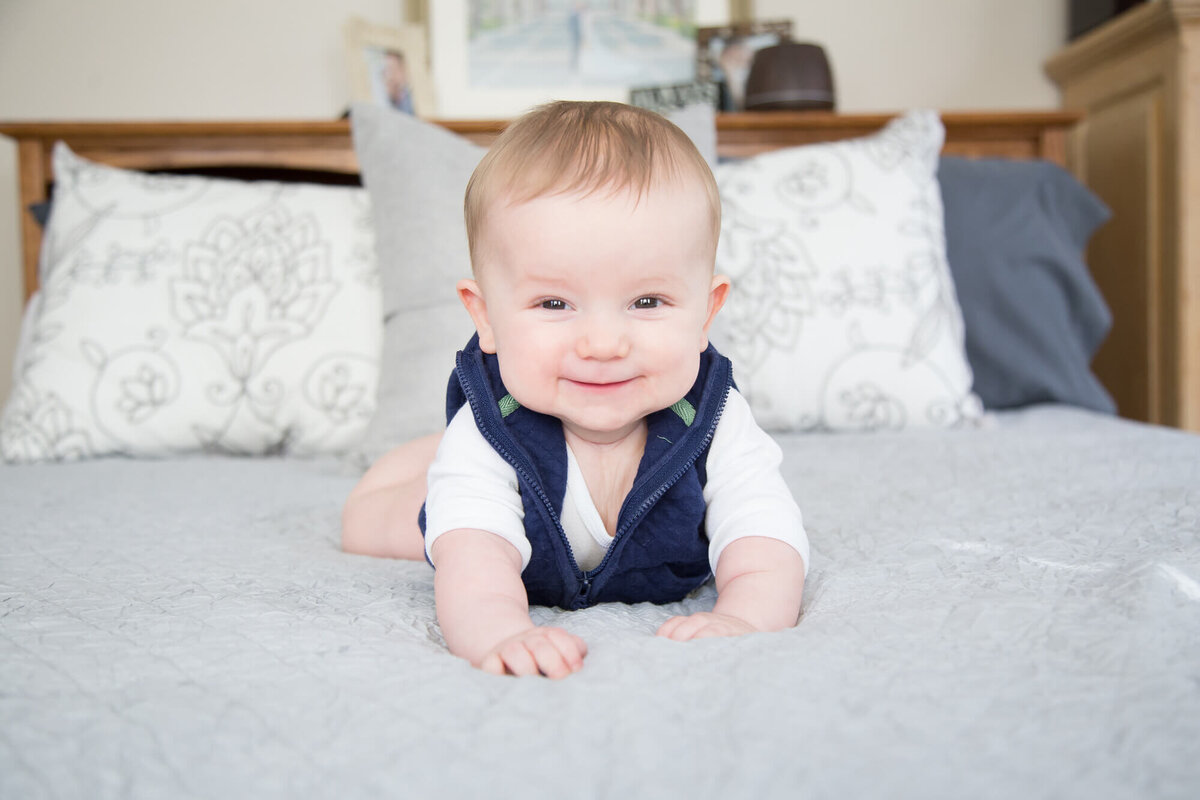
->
[344, 17, 435, 117]
[696, 20, 793, 111]
[429, 1, 705, 119]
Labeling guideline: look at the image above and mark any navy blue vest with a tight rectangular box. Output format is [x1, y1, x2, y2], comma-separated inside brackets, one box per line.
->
[420, 335, 734, 610]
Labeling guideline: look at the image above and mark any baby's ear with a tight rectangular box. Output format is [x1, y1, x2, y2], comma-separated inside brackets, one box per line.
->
[457, 279, 497, 353]
[701, 275, 732, 348]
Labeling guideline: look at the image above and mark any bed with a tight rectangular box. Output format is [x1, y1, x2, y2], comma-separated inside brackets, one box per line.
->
[2, 108, 1198, 799]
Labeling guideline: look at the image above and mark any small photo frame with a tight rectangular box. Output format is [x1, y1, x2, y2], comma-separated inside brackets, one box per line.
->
[696, 20, 793, 112]
[344, 17, 435, 117]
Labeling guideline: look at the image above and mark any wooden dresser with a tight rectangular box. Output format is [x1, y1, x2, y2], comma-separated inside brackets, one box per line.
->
[1046, 0, 1200, 432]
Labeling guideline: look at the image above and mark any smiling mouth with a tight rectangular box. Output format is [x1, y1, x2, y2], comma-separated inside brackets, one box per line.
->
[565, 378, 636, 392]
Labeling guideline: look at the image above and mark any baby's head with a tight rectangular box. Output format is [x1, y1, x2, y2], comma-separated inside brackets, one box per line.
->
[464, 100, 721, 272]
[457, 101, 730, 444]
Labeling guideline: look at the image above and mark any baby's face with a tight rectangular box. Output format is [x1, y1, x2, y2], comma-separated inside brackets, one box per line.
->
[460, 178, 727, 445]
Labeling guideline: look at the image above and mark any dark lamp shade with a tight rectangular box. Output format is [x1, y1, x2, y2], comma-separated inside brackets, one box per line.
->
[744, 42, 836, 111]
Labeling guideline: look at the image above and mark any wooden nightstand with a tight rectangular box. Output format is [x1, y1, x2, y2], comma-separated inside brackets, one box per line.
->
[1046, 0, 1200, 431]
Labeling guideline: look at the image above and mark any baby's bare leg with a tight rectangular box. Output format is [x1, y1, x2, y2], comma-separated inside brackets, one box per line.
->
[341, 433, 442, 560]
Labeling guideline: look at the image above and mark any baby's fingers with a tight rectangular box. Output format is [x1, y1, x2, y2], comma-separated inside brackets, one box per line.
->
[656, 615, 683, 639]
[545, 628, 588, 673]
[687, 623, 729, 640]
[482, 628, 587, 679]
[527, 628, 587, 679]
[479, 651, 508, 676]
[478, 645, 535, 677]
[496, 639, 540, 677]
[657, 614, 703, 641]
[525, 635, 573, 679]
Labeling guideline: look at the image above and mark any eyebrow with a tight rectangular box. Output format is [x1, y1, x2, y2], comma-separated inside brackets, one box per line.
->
[512, 269, 571, 284]
[506, 271, 576, 294]
[515, 270, 690, 292]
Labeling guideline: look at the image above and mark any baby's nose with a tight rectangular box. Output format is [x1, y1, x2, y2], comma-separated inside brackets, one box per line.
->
[575, 320, 630, 360]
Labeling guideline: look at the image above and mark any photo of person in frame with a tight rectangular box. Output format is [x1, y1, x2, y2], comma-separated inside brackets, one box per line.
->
[344, 17, 433, 118]
[696, 21, 792, 111]
[372, 47, 415, 115]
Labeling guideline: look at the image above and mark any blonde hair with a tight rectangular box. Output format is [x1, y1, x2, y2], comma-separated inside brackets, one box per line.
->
[464, 100, 720, 269]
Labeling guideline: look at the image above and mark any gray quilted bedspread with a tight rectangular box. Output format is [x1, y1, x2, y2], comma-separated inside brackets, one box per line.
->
[2, 406, 1199, 799]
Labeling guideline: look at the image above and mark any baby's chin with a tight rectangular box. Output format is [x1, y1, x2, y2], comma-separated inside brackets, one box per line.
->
[558, 413, 649, 446]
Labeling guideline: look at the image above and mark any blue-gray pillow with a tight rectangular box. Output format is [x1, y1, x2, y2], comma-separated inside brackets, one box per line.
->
[938, 156, 1116, 413]
[29, 200, 52, 227]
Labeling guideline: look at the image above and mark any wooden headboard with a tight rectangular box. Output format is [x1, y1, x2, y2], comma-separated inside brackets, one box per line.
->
[0, 111, 1079, 304]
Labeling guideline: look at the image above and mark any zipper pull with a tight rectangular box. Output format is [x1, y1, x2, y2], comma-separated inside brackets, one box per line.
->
[574, 577, 592, 608]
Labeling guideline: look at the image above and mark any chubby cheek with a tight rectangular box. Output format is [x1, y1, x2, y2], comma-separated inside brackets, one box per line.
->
[640, 333, 701, 399]
[492, 329, 562, 408]
[666, 350, 703, 397]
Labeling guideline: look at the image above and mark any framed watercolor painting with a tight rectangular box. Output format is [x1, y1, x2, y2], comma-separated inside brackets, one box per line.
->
[429, 1, 709, 118]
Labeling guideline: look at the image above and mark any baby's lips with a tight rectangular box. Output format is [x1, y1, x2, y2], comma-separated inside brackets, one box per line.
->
[563, 375, 635, 387]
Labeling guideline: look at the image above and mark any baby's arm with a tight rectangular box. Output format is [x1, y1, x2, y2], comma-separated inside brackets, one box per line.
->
[431, 530, 587, 678]
[425, 408, 586, 677]
[657, 389, 809, 642]
[657, 536, 804, 640]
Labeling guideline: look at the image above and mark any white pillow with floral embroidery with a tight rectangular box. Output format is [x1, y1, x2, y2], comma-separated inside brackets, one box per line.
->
[710, 110, 983, 432]
[0, 143, 381, 462]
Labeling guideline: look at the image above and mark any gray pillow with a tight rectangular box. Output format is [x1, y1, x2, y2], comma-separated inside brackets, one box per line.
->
[663, 103, 717, 170]
[349, 104, 486, 463]
[938, 156, 1115, 413]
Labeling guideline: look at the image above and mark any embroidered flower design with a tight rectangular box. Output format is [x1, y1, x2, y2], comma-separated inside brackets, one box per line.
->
[116, 362, 173, 424]
[169, 206, 338, 450]
[835, 382, 906, 431]
[776, 151, 851, 211]
[713, 198, 816, 373]
[81, 334, 181, 450]
[0, 385, 93, 462]
[313, 363, 366, 424]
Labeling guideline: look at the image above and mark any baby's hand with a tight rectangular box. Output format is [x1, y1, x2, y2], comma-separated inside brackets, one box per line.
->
[656, 612, 758, 642]
[477, 626, 588, 679]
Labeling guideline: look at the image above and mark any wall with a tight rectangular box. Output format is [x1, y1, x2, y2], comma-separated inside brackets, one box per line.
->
[755, 0, 1068, 111]
[0, 0, 1068, 404]
[0, 0, 406, 405]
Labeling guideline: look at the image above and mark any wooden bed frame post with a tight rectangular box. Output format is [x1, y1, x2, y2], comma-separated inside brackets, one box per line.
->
[1047, 1, 1200, 431]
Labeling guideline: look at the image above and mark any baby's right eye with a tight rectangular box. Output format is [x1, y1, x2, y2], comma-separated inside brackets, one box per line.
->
[540, 299, 567, 311]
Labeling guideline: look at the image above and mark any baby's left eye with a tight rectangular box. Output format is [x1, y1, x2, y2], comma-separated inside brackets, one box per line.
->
[633, 297, 661, 310]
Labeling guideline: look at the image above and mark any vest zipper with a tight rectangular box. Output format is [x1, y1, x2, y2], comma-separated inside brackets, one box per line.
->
[588, 367, 732, 577]
[575, 576, 592, 607]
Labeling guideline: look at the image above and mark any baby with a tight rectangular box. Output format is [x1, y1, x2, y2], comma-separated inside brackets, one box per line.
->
[342, 101, 808, 679]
